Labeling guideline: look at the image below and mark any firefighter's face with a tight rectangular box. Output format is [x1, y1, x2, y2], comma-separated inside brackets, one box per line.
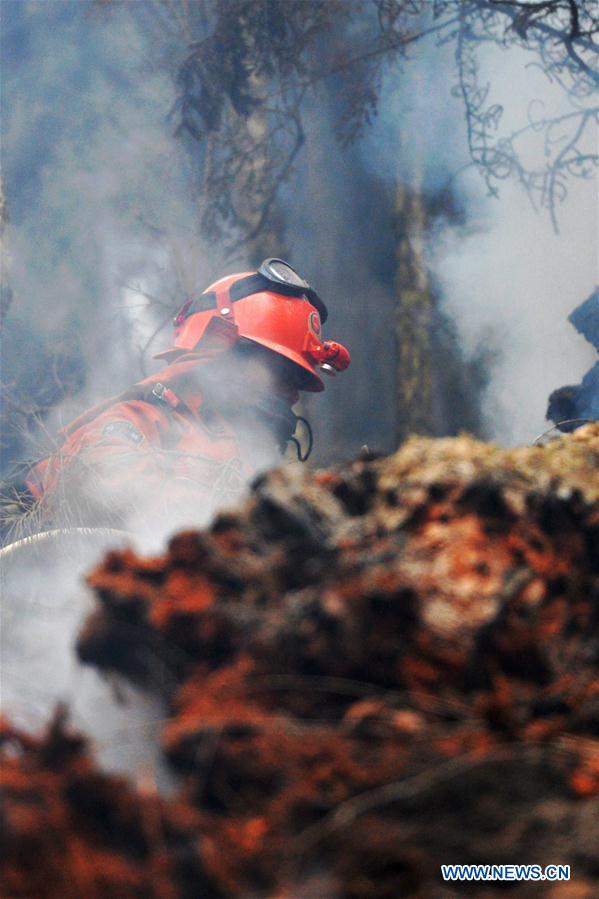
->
[239, 346, 303, 407]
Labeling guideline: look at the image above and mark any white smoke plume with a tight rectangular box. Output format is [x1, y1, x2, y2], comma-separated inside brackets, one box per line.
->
[0, 1, 286, 781]
[430, 42, 598, 445]
[361, 40, 597, 446]
[433, 172, 596, 445]
[1, 529, 177, 788]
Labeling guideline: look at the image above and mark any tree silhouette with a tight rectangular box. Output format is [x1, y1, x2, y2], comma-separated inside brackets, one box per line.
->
[101, 0, 598, 243]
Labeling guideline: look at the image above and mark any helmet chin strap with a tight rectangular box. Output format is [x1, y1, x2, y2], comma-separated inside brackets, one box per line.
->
[288, 415, 313, 462]
[248, 391, 300, 449]
[248, 394, 314, 461]
[196, 365, 313, 461]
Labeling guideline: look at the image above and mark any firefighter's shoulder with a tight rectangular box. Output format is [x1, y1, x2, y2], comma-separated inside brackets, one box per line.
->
[66, 399, 167, 451]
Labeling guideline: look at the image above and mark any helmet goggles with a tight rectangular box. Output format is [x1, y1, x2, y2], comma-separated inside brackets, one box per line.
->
[174, 259, 328, 324]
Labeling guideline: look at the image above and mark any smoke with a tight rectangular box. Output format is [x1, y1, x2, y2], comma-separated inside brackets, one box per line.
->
[0, 1, 285, 779]
[359, 39, 597, 446]
[0, 0, 160, 721]
[0, 529, 176, 787]
[432, 174, 596, 444]
[0, 353, 291, 776]
[2, 0, 235, 437]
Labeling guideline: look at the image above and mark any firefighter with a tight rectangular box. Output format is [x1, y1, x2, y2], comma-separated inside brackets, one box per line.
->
[4, 259, 350, 539]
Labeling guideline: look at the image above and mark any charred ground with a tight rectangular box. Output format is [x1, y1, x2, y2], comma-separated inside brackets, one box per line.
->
[2, 425, 599, 898]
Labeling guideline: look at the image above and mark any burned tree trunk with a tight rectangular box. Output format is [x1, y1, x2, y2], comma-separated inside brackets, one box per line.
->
[394, 181, 435, 445]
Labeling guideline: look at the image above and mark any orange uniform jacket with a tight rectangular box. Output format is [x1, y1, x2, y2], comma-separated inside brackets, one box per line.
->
[26, 352, 253, 531]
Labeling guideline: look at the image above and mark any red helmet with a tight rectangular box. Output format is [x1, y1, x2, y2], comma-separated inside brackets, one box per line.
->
[155, 259, 350, 392]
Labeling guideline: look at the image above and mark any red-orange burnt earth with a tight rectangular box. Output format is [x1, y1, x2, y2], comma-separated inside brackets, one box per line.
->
[4, 425, 599, 897]
[0, 709, 216, 899]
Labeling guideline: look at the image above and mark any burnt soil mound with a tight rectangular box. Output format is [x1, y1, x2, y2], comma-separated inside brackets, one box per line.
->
[2, 426, 599, 897]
